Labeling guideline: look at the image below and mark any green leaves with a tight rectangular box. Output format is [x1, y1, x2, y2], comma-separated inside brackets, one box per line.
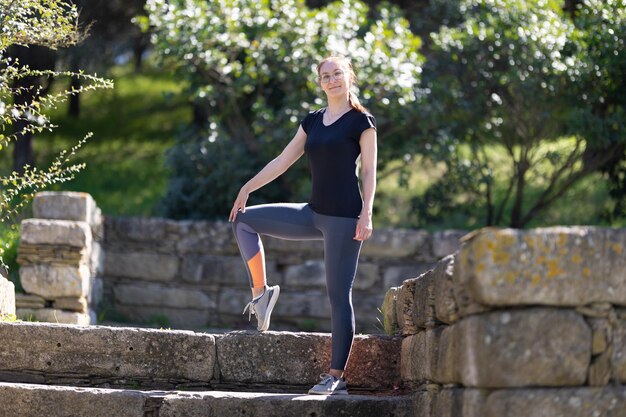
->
[144, 0, 424, 219]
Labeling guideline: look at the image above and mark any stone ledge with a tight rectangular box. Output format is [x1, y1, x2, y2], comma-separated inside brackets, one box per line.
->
[159, 390, 414, 417]
[20, 219, 92, 249]
[216, 331, 402, 390]
[0, 322, 215, 382]
[0, 382, 414, 417]
[0, 382, 149, 417]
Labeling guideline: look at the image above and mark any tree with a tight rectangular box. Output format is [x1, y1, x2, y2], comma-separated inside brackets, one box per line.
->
[416, 0, 623, 228]
[0, 0, 112, 238]
[140, 0, 424, 219]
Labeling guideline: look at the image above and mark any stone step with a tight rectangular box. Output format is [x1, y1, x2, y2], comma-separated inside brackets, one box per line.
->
[0, 322, 401, 392]
[0, 382, 414, 417]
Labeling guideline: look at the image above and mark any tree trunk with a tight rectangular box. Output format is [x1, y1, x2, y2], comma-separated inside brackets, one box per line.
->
[510, 155, 529, 228]
[9, 45, 57, 173]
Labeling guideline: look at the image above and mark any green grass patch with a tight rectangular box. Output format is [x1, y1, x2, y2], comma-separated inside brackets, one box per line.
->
[25, 64, 190, 217]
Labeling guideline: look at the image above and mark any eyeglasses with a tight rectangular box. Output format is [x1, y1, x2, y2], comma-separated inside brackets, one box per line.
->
[319, 70, 345, 84]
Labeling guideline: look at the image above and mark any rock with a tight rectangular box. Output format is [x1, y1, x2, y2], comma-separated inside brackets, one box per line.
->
[457, 227, 626, 308]
[20, 219, 92, 249]
[396, 279, 419, 336]
[215, 331, 400, 390]
[180, 255, 256, 286]
[159, 391, 414, 417]
[0, 275, 15, 317]
[484, 387, 626, 417]
[20, 264, 91, 299]
[432, 230, 466, 258]
[176, 220, 238, 255]
[283, 260, 326, 288]
[0, 321, 215, 381]
[589, 348, 612, 387]
[432, 388, 487, 417]
[455, 308, 591, 387]
[113, 305, 211, 329]
[15, 293, 46, 309]
[113, 283, 213, 310]
[361, 228, 431, 259]
[611, 318, 626, 383]
[16, 308, 90, 325]
[104, 251, 178, 281]
[33, 192, 101, 229]
[381, 287, 399, 336]
[53, 297, 88, 313]
[0, 382, 148, 417]
[354, 262, 380, 290]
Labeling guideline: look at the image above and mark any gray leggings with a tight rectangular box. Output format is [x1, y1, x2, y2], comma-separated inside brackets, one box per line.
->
[232, 203, 363, 371]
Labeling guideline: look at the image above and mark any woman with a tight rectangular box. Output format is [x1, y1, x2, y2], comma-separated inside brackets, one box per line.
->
[229, 55, 377, 395]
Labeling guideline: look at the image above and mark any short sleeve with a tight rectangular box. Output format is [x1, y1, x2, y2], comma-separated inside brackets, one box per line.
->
[358, 112, 376, 134]
[301, 111, 314, 134]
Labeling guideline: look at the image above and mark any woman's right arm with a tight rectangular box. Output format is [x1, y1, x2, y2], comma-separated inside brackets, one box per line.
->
[229, 125, 307, 222]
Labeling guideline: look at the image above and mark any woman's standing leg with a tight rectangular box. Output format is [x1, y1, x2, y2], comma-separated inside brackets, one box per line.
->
[308, 213, 362, 395]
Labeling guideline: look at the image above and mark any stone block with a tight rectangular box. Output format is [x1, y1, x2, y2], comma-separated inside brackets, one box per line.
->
[381, 287, 399, 335]
[16, 243, 87, 267]
[383, 264, 433, 288]
[283, 260, 326, 288]
[176, 220, 238, 255]
[432, 230, 466, 258]
[432, 388, 487, 417]
[353, 294, 386, 333]
[15, 293, 45, 309]
[90, 241, 105, 276]
[0, 321, 215, 381]
[485, 387, 626, 417]
[33, 191, 101, 228]
[589, 348, 612, 386]
[433, 255, 460, 325]
[114, 283, 213, 310]
[457, 227, 626, 308]
[104, 251, 178, 281]
[16, 308, 91, 325]
[361, 228, 431, 259]
[611, 318, 626, 382]
[159, 391, 414, 417]
[263, 236, 324, 257]
[0, 382, 148, 417]
[20, 219, 92, 249]
[455, 308, 591, 387]
[114, 305, 210, 329]
[181, 255, 262, 286]
[53, 297, 88, 313]
[396, 279, 419, 336]
[0, 275, 15, 316]
[354, 262, 380, 290]
[401, 327, 455, 384]
[216, 331, 401, 389]
[20, 264, 90, 299]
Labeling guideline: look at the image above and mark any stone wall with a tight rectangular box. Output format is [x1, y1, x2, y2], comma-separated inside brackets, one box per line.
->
[17, 192, 465, 332]
[383, 227, 626, 416]
[15, 192, 104, 324]
[102, 216, 465, 332]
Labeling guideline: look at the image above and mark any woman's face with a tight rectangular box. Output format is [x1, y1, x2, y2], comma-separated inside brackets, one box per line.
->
[318, 60, 350, 99]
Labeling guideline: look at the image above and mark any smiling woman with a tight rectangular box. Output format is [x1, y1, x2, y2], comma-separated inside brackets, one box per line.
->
[229, 55, 377, 396]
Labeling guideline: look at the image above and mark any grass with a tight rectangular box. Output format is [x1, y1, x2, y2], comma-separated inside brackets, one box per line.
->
[29, 64, 190, 217]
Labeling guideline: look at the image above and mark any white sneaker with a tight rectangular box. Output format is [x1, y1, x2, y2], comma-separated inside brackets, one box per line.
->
[242, 285, 280, 331]
[308, 373, 348, 395]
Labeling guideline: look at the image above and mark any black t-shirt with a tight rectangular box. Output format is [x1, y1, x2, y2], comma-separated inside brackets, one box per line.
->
[301, 108, 376, 218]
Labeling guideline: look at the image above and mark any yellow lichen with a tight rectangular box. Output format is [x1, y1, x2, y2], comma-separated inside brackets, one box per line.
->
[531, 274, 541, 285]
[547, 259, 565, 278]
[611, 244, 623, 254]
[571, 254, 582, 264]
[583, 267, 591, 278]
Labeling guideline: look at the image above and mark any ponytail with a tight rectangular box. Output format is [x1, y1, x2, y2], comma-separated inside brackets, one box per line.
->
[348, 91, 367, 113]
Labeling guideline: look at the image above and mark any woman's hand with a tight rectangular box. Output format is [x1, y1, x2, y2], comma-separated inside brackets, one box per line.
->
[354, 212, 373, 241]
[229, 188, 250, 222]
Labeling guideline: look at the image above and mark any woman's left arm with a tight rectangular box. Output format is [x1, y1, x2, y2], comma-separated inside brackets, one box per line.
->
[354, 127, 377, 241]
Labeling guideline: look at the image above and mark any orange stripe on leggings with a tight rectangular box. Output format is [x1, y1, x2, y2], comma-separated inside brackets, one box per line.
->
[247, 250, 266, 289]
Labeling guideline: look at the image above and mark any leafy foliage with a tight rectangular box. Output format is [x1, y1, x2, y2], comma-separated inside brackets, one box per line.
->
[417, 0, 625, 228]
[139, 0, 424, 219]
[0, 0, 112, 268]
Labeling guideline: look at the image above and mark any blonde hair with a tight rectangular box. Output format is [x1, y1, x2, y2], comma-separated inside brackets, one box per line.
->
[317, 56, 367, 113]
